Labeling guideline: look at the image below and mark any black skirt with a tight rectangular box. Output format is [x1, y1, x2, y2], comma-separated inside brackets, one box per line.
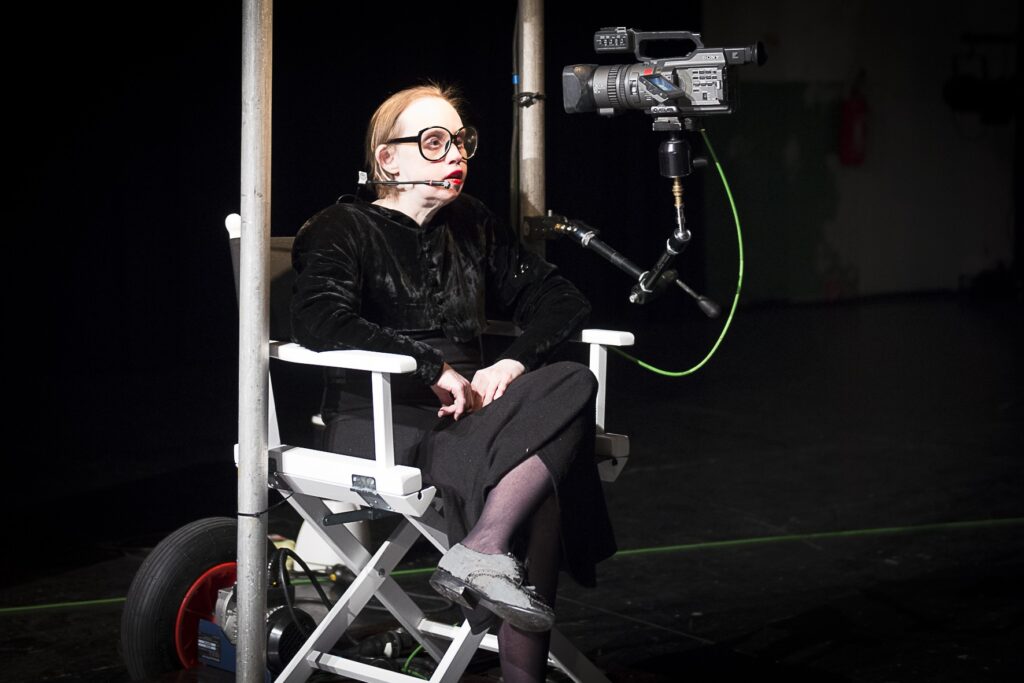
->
[321, 357, 617, 587]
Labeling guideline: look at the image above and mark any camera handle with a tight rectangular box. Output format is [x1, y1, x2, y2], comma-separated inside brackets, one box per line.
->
[629, 119, 714, 309]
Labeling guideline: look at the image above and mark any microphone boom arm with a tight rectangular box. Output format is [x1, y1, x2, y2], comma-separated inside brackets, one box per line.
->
[357, 171, 452, 189]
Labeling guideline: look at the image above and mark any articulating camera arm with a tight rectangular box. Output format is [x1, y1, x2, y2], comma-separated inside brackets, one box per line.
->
[525, 214, 720, 317]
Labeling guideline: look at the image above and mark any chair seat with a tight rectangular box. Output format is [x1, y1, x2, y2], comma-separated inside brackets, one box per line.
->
[235, 444, 437, 517]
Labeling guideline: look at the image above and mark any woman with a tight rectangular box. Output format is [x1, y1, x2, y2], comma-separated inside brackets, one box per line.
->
[290, 83, 615, 682]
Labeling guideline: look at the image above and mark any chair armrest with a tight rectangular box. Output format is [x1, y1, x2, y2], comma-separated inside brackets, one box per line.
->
[580, 328, 634, 347]
[480, 322, 634, 431]
[483, 321, 634, 347]
[270, 341, 417, 374]
[579, 329, 634, 433]
[269, 341, 415, 468]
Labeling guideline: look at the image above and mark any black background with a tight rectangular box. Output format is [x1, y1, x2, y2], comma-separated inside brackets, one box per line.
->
[9, 2, 1020, 539]
[12, 2, 716, 526]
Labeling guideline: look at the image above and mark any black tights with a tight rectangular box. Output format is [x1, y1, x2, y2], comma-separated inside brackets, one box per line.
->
[461, 454, 561, 683]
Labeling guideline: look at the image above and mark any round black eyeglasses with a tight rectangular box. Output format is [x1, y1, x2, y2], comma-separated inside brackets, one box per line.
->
[385, 125, 478, 161]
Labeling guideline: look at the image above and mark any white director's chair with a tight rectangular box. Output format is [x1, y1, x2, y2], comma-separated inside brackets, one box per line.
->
[227, 222, 633, 682]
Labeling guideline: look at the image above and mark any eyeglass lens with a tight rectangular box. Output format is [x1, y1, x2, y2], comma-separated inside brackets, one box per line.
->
[419, 127, 477, 160]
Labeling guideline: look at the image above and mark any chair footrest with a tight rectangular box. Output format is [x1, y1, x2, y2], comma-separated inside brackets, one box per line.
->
[309, 651, 423, 683]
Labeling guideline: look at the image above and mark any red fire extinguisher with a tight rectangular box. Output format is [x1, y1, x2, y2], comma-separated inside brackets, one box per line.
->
[839, 70, 867, 166]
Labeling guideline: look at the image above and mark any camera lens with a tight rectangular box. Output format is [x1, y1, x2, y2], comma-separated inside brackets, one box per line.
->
[562, 64, 598, 114]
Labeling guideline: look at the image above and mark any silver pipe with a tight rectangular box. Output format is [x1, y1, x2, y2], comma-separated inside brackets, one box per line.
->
[237, 1, 272, 680]
[518, 0, 545, 253]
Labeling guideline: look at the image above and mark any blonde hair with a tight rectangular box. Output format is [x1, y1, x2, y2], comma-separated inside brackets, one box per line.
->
[364, 82, 466, 199]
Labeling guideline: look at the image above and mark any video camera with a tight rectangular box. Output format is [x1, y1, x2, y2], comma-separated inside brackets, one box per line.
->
[563, 27, 765, 118]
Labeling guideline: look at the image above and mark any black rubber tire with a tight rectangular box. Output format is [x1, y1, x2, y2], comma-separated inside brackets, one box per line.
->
[120, 517, 240, 680]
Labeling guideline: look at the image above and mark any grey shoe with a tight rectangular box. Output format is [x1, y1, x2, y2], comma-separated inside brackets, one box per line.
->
[429, 543, 555, 632]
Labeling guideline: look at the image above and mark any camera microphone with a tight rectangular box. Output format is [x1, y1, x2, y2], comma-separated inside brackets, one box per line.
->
[357, 171, 452, 189]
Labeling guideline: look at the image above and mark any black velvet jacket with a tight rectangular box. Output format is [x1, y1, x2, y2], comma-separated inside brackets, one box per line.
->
[290, 194, 591, 385]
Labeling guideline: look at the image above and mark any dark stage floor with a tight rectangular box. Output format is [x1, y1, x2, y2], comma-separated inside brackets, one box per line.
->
[2, 294, 1022, 682]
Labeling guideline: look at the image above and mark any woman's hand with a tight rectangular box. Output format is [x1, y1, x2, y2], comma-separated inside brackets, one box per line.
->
[471, 359, 526, 408]
[431, 363, 479, 420]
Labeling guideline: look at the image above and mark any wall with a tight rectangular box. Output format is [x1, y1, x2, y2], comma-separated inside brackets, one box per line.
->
[701, 0, 1017, 301]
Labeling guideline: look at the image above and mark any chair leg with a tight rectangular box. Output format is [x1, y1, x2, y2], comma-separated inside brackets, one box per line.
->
[274, 519, 424, 682]
[425, 621, 488, 683]
[293, 500, 372, 570]
[277, 493, 610, 683]
[407, 505, 451, 554]
[283, 493, 447, 662]
[285, 492, 375, 569]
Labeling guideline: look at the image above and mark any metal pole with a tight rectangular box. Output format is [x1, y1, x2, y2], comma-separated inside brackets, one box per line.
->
[238, 1, 272, 681]
[518, 0, 545, 253]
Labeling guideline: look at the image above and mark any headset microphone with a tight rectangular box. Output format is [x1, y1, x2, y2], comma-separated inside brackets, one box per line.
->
[357, 171, 452, 189]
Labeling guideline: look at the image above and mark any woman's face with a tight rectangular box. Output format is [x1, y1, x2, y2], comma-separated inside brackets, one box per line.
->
[381, 96, 468, 204]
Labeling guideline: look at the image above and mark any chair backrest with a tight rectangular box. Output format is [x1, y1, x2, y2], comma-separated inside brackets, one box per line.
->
[269, 237, 296, 343]
[228, 231, 323, 447]
[227, 234, 296, 343]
